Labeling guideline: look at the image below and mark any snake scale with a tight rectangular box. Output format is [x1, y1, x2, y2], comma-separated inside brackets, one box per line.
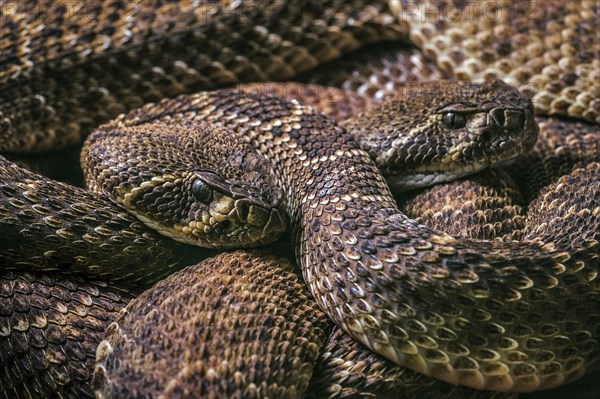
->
[1, 0, 599, 398]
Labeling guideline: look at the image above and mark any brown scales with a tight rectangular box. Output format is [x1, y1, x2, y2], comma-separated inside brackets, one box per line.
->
[0, 1, 599, 398]
[0, 270, 133, 399]
[94, 251, 331, 399]
[108, 87, 597, 392]
[0, 157, 212, 285]
[0, 0, 404, 153]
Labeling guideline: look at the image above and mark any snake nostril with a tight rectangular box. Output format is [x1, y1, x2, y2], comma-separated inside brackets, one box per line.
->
[490, 108, 506, 127]
[236, 201, 250, 222]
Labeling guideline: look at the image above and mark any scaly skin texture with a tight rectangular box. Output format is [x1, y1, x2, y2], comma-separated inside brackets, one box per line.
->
[0, 0, 598, 397]
[508, 118, 600, 204]
[523, 163, 600, 254]
[82, 120, 286, 248]
[303, 162, 600, 399]
[237, 83, 371, 122]
[264, 34, 600, 399]
[243, 81, 531, 241]
[390, 0, 600, 124]
[399, 168, 526, 241]
[238, 43, 445, 121]
[281, 40, 600, 399]
[304, 42, 443, 92]
[524, 366, 600, 399]
[343, 79, 538, 190]
[99, 89, 599, 392]
[405, 119, 598, 244]
[0, 0, 404, 153]
[94, 251, 331, 399]
[306, 328, 517, 399]
[0, 270, 133, 399]
[0, 156, 215, 285]
[292, 41, 600, 244]
[239, 79, 540, 191]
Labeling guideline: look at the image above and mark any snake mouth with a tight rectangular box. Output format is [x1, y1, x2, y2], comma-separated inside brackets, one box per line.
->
[135, 206, 286, 249]
[175, 194, 286, 248]
[480, 106, 538, 161]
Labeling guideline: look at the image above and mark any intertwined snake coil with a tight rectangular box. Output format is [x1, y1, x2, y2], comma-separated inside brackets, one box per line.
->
[0, 1, 599, 398]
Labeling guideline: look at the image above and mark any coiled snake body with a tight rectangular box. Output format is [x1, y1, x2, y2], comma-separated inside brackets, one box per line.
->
[0, 0, 599, 398]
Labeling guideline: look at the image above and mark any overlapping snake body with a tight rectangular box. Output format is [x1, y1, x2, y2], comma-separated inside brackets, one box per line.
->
[1, 0, 599, 397]
[82, 83, 598, 393]
[0, 0, 405, 154]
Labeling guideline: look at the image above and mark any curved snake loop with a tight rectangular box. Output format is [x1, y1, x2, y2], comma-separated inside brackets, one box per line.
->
[0, 0, 599, 397]
[82, 86, 600, 392]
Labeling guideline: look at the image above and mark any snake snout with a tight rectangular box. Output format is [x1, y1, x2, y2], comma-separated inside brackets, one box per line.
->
[235, 199, 269, 226]
[489, 107, 506, 128]
[234, 198, 287, 244]
[506, 110, 526, 132]
[235, 199, 253, 224]
[489, 107, 526, 131]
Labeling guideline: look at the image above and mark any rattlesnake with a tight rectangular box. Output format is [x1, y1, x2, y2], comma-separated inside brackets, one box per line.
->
[1, 1, 599, 398]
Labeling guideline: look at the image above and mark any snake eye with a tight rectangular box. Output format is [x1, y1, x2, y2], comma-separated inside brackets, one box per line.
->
[192, 179, 213, 203]
[442, 112, 467, 129]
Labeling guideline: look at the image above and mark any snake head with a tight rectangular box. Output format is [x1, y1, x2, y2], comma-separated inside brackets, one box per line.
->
[345, 79, 539, 192]
[82, 120, 286, 248]
[179, 152, 287, 248]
